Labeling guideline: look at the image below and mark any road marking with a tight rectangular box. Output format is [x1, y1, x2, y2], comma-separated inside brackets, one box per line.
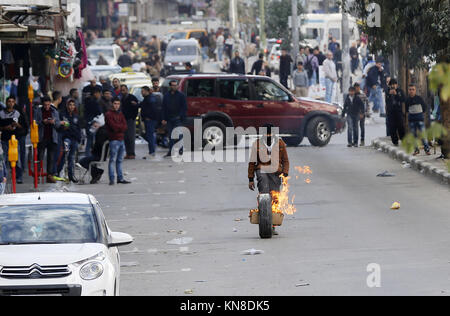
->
[109, 216, 188, 222]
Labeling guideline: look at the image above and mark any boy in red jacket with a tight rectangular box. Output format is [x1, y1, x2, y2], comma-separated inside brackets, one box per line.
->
[105, 98, 131, 186]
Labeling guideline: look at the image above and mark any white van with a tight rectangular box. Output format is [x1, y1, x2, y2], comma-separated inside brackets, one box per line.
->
[300, 13, 360, 50]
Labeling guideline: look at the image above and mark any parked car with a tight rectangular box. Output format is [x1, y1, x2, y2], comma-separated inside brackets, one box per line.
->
[166, 29, 207, 42]
[89, 65, 122, 80]
[0, 193, 133, 296]
[109, 72, 149, 86]
[163, 39, 203, 76]
[87, 45, 123, 66]
[164, 74, 345, 148]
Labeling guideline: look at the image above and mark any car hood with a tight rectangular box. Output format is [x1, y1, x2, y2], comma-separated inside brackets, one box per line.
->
[164, 55, 197, 64]
[0, 243, 106, 266]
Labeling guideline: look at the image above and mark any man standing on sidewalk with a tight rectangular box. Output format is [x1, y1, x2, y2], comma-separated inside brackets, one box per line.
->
[323, 51, 338, 103]
[342, 87, 365, 148]
[141, 86, 162, 158]
[230, 50, 246, 75]
[120, 85, 139, 160]
[162, 80, 187, 158]
[279, 49, 293, 89]
[354, 83, 369, 147]
[406, 84, 431, 155]
[292, 62, 309, 98]
[366, 57, 387, 117]
[385, 78, 406, 146]
[105, 98, 131, 185]
[35, 96, 61, 183]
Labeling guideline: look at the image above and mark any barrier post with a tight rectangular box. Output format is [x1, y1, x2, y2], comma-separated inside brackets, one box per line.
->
[8, 135, 18, 193]
[30, 120, 39, 189]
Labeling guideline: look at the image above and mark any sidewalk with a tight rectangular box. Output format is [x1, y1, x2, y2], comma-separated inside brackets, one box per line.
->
[372, 137, 450, 186]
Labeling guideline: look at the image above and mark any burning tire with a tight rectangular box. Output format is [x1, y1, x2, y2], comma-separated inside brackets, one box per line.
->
[258, 194, 273, 239]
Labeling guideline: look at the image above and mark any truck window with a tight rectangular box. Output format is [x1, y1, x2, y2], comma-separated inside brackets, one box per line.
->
[253, 80, 289, 102]
[186, 79, 215, 98]
[219, 79, 249, 101]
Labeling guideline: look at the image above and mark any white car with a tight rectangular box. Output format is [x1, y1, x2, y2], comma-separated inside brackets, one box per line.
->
[87, 45, 123, 67]
[0, 193, 133, 296]
[268, 43, 281, 74]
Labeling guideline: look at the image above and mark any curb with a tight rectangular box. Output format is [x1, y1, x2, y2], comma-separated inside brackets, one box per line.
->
[372, 138, 450, 186]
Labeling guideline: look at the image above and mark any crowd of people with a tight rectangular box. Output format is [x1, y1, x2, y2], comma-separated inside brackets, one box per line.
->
[0, 75, 188, 191]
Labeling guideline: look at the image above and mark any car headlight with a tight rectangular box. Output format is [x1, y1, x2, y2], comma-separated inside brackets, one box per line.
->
[80, 262, 104, 280]
[72, 252, 106, 267]
[336, 106, 343, 116]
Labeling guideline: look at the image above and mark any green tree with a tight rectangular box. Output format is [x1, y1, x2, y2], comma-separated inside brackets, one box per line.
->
[345, 0, 450, 158]
[265, 0, 303, 47]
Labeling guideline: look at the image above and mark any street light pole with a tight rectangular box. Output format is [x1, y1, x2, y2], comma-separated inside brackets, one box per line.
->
[342, 9, 350, 97]
[260, 0, 266, 51]
[292, 0, 299, 63]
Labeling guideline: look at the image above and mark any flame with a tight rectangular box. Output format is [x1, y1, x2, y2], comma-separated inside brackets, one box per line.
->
[271, 175, 297, 215]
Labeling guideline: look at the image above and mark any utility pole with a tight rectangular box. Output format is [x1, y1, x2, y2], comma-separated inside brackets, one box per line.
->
[229, 0, 238, 33]
[341, 9, 350, 98]
[292, 0, 299, 63]
[260, 0, 266, 51]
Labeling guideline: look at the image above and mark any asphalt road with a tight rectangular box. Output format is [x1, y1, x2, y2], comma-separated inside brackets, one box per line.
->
[52, 116, 450, 296]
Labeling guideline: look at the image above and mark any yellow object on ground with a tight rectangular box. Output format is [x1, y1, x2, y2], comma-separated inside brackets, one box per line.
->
[391, 202, 401, 210]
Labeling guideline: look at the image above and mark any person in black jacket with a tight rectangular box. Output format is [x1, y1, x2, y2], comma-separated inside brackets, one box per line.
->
[57, 99, 81, 182]
[78, 116, 108, 184]
[279, 49, 293, 89]
[141, 86, 162, 157]
[385, 78, 406, 146]
[0, 96, 29, 184]
[162, 80, 187, 158]
[84, 86, 103, 156]
[119, 84, 139, 159]
[251, 53, 265, 75]
[366, 58, 386, 117]
[405, 84, 431, 155]
[229, 51, 246, 75]
[342, 87, 365, 147]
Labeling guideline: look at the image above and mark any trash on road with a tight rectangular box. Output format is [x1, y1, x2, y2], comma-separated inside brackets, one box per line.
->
[167, 237, 193, 245]
[295, 283, 310, 287]
[234, 218, 242, 222]
[377, 171, 396, 177]
[402, 162, 411, 168]
[184, 289, 194, 294]
[241, 249, 264, 255]
[391, 202, 401, 210]
[233, 228, 238, 232]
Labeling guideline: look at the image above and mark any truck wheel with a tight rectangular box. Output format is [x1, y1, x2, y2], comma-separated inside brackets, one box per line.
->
[258, 194, 273, 239]
[203, 120, 227, 149]
[307, 117, 332, 147]
[283, 136, 303, 147]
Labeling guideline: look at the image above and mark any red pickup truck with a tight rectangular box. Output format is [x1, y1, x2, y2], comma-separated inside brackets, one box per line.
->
[163, 74, 345, 147]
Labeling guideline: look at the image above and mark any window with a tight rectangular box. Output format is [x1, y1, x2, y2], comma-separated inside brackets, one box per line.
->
[219, 80, 250, 101]
[328, 28, 341, 41]
[166, 45, 197, 56]
[253, 80, 290, 102]
[0, 204, 99, 245]
[189, 32, 204, 40]
[186, 79, 215, 98]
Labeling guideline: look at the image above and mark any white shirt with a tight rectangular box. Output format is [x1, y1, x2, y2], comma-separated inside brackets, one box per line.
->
[323, 58, 337, 81]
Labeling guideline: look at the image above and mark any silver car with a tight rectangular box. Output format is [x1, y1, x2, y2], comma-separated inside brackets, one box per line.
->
[163, 39, 203, 75]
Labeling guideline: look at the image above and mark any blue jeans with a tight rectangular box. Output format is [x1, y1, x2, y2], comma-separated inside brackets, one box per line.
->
[409, 121, 430, 152]
[109, 140, 125, 182]
[2, 139, 24, 181]
[369, 86, 384, 114]
[346, 115, 359, 145]
[53, 133, 63, 175]
[57, 138, 78, 179]
[201, 47, 209, 60]
[309, 71, 317, 87]
[144, 119, 158, 155]
[325, 78, 335, 103]
[217, 46, 224, 61]
[167, 118, 183, 155]
[0, 182, 5, 195]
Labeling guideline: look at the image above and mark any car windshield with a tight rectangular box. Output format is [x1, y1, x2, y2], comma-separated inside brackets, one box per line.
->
[0, 204, 99, 245]
[166, 45, 197, 56]
[170, 32, 187, 40]
[88, 48, 114, 60]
